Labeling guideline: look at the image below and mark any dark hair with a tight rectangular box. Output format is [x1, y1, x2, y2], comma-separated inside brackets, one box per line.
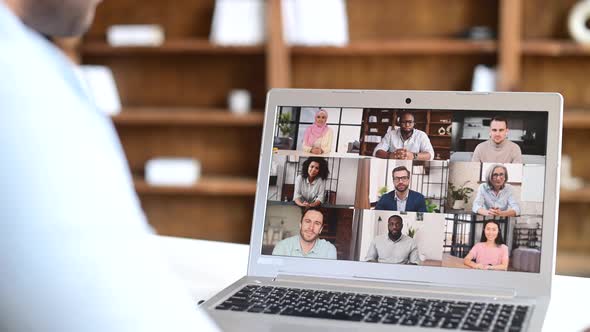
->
[398, 110, 415, 121]
[301, 157, 329, 180]
[480, 220, 505, 246]
[392, 165, 410, 178]
[388, 215, 403, 223]
[301, 207, 326, 226]
[491, 116, 508, 127]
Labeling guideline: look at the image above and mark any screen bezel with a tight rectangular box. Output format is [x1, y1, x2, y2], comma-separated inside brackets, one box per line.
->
[248, 89, 562, 298]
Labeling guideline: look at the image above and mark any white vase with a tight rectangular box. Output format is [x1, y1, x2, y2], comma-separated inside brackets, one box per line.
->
[453, 200, 465, 210]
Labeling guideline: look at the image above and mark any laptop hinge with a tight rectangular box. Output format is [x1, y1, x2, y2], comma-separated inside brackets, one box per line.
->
[273, 273, 517, 299]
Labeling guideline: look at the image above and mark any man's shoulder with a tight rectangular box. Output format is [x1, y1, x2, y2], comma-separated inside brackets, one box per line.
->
[317, 238, 336, 249]
[507, 140, 522, 150]
[400, 234, 417, 245]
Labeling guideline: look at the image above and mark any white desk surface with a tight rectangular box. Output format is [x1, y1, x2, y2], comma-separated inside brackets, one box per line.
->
[156, 236, 590, 332]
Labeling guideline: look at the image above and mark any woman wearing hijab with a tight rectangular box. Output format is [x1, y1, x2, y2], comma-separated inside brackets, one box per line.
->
[302, 108, 333, 154]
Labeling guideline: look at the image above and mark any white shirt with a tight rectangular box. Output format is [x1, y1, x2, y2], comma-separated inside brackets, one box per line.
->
[0, 4, 217, 331]
[373, 127, 435, 160]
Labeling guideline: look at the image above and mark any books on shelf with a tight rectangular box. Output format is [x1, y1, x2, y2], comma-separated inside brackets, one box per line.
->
[210, 0, 266, 46]
[282, 0, 349, 46]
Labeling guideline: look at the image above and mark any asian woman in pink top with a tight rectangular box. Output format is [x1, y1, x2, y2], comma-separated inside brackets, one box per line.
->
[463, 220, 509, 271]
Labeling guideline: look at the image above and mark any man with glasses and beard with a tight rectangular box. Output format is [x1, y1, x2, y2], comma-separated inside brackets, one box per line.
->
[374, 110, 434, 161]
[473, 164, 520, 217]
[365, 215, 419, 265]
[272, 208, 337, 259]
[375, 166, 427, 212]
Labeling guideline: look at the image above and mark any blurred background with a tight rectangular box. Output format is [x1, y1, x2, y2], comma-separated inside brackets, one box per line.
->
[54, 0, 590, 277]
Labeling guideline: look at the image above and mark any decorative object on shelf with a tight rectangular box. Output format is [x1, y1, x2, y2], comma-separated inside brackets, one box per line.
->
[449, 181, 474, 210]
[568, 0, 590, 44]
[228, 89, 251, 114]
[446, 125, 452, 136]
[107, 25, 164, 46]
[210, 0, 265, 46]
[145, 158, 201, 186]
[282, 0, 348, 46]
[456, 26, 495, 40]
[471, 64, 497, 92]
[561, 154, 584, 190]
[438, 127, 446, 135]
[75, 65, 121, 115]
[368, 115, 377, 123]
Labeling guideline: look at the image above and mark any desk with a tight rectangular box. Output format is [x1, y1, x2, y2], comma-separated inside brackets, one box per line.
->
[156, 236, 590, 332]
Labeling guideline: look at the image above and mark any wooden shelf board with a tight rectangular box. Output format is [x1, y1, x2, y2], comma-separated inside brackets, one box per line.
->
[112, 107, 264, 126]
[522, 40, 590, 56]
[556, 251, 590, 277]
[563, 110, 590, 129]
[560, 187, 590, 203]
[134, 176, 257, 196]
[429, 135, 452, 138]
[82, 39, 265, 55]
[433, 146, 451, 150]
[291, 39, 497, 55]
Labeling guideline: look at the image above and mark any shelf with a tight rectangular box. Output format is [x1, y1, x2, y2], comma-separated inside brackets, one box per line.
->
[134, 176, 257, 196]
[563, 110, 590, 129]
[429, 122, 453, 125]
[82, 39, 265, 55]
[291, 39, 497, 56]
[433, 146, 451, 150]
[560, 188, 590, 203]
[111, 108, 264, 126]
[429, 135, 452, 138]
[522, 40, 590, 56]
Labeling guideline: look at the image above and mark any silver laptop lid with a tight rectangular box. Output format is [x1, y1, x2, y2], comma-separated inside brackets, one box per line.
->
[248, 89, 562, 298]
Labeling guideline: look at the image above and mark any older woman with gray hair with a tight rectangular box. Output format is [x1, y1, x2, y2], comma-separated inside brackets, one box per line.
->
[472, 164, 520, 217]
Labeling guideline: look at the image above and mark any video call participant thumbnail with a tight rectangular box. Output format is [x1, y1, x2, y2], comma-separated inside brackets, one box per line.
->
[471, 116, 523, 163]
[375, 166, 427, 212]
[272, 208, 337, 259]
[472, 164, 520, 217]
[374, 111, 434, 161]
[365, 215, 419, 265]
[302, 108, 333, 155]
[293, 157, 329, 208]
[463, 220, 509, 271]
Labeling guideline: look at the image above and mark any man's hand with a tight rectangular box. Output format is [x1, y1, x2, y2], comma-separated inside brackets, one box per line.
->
[390, 148, 409, 159]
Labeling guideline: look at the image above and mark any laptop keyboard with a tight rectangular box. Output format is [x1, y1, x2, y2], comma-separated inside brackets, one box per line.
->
[215, 285, 530, 331]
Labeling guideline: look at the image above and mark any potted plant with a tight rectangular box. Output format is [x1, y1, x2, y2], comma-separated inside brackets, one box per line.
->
[425, 199, 439, 213]
[274, 112, 294, 149]
[449, 181, 474, 210]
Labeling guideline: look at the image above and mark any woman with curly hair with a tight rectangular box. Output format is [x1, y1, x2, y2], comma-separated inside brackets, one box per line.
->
[293, 157, 330, 207]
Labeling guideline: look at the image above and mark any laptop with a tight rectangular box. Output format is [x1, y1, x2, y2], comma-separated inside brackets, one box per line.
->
[203, 89, 562, 331]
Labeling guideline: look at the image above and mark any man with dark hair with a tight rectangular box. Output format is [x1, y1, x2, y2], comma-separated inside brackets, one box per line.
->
[0, 1, 217, 331]
[375, 166, 427, 212]
[272, 208, 337, 259]
[471, 116, 522, 163]
[365, 215, 419, 264]
[374, 111, 434, 161]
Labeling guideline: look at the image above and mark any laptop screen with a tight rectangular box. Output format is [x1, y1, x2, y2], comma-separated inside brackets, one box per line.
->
[263, 106, 547, 274]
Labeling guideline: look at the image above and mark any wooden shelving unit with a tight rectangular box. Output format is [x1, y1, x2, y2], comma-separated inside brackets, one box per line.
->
[81, 0, 590, 271]
[112, 108, 264, 126]
[134, 177, 257, 196]
[82, 39, 265, 55]
[290, 39, 497, 56]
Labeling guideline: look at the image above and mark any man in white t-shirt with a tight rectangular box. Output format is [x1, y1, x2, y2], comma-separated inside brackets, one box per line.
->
[0, 1, 217, 331]
[374, 111, 435, 160]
